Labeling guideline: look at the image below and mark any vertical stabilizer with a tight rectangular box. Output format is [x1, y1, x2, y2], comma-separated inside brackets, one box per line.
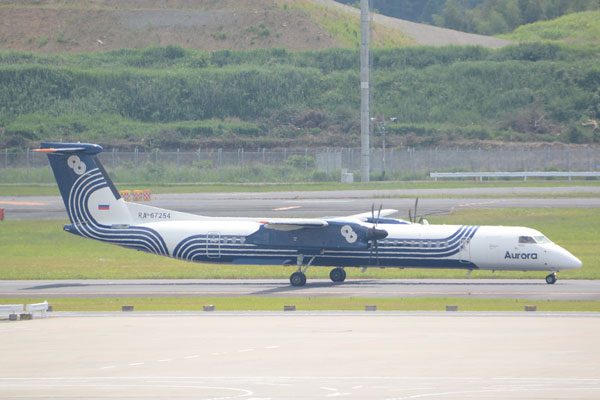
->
[36, 142, 169, 255]
[36, 142, 131, 225]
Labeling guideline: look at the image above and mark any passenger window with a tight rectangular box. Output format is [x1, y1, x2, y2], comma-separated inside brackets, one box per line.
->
[518, 236, 536, 244]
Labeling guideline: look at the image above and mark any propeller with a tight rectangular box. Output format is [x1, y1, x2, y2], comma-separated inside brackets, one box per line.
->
[408, 197, 454, 224]
[368, 204, 388, 265]
[408, 197, 419, 223]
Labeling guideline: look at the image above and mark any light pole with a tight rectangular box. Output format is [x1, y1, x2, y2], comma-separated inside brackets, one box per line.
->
[360, 0, 370, 182]
[371, 117, 396, 180]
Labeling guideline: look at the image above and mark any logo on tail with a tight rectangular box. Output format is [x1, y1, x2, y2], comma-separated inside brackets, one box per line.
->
[67, 155, 87, 175]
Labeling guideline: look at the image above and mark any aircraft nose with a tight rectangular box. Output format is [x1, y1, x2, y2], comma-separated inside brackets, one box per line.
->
[556, 247, 582, 270]
[567, 254, 583, 270]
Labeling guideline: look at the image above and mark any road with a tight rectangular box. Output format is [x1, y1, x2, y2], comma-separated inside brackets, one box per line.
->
[2, 279, 599, 300]
[1, 313, 599, 399]
[2, 186, 600, 220]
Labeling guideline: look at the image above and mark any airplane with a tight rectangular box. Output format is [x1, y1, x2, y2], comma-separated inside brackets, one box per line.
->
[36, 142, 582, 286]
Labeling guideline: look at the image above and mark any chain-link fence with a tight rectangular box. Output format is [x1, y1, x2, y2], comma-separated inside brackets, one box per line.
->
[2, 146, 599, 181]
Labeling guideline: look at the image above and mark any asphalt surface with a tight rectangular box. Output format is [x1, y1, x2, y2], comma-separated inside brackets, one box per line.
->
[1, 313, 599, 399]
[2, 186, 600, 220]
[2, 279, 599, 300]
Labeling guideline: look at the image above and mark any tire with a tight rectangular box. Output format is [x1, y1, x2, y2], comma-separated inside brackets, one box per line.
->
[330, 268, 346, 283]
[545, 273, 557, 284]
[290, 272, 307, 287]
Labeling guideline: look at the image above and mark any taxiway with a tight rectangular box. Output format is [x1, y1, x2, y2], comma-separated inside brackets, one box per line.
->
[2, 185, 600, 220]
[1, 279, 598, 300]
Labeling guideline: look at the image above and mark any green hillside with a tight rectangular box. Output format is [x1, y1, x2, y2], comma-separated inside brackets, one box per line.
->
[501, 10, 600, 46]
[337, 0, 600, 36]
[1, 44, 598, 149]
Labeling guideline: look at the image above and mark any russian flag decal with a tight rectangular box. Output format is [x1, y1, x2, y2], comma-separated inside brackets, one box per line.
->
[98, 204, 110, 211]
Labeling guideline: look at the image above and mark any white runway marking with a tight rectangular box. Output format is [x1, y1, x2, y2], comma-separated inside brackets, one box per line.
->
[238, 349, 254, 353]
[2, 376, 600, 399]
[128, 363, 144, 366]
[272, 206, 302, 211]
[156, 359, 172, 362]
[321, 386, 352, 397]
[184, 355, 200, 359]
[458, 200, 499, 208]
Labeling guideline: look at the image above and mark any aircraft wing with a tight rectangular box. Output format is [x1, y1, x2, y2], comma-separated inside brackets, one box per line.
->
[347, 209, 398, 220]
[261, 219, 329, 231]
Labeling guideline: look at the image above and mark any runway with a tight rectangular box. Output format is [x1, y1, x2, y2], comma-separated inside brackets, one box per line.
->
[1, 313, 599, 399]
[2, 186, 600, 220]
[2, 279, 599, 300]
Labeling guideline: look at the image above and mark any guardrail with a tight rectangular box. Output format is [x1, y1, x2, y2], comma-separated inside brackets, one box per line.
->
[430, 171, 600, 181]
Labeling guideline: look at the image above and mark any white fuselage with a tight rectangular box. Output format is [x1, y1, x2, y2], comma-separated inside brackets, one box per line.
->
[38, 142, 583, 286]
[129, 216, 581, 272]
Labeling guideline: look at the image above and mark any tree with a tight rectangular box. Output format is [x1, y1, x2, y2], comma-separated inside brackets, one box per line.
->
[520, 0, 545, 23]
[433, 0, 469, 31]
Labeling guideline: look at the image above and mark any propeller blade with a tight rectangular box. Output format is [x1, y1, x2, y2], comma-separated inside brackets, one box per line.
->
[413, 198, 419, 223]
[408, 209, 413, 224]
[376, 204, 383, 227]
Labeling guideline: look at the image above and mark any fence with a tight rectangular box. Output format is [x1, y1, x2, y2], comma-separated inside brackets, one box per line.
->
[1, 146, 599, 181]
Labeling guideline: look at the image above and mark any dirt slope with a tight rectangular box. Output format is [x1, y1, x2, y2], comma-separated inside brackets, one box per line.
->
[0, 0, 340, 52]
[0, 0, 510, 52]
[311, 0, 511, 48]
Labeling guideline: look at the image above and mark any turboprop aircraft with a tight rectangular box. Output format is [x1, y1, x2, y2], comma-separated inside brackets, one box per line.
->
[36, 142, 581, 286]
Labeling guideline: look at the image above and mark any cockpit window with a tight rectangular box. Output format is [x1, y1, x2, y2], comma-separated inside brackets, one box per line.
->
[534, 235, 551, 244]
[518, 236, 536, 244]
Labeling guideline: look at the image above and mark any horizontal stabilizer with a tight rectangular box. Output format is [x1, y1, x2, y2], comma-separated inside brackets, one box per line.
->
[35, 142, 103, 155]
[34, 147, 87, 154]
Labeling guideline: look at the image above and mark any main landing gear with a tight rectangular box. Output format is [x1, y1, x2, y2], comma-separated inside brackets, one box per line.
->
[329, 267, 346, 283]
[290, 271, 307, 287]
[289, 254, 349, 286]
[545, 272, 558, 285]
[289, 255, 314, 287]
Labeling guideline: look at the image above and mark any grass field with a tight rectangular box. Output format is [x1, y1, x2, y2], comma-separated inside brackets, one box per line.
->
[2, 297, 600, 312]
[501, 10, 600, 46]
[2, 179, 600, 197]
[0, 208, 597, 280]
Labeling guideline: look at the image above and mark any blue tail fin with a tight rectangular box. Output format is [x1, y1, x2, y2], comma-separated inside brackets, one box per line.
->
[37, 142, 123, 223]
[37, 142, 169, 255]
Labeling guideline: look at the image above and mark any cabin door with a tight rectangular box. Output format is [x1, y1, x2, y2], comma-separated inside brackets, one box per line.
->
[206, 232, 221, 259]
[459, 238, 471, 263]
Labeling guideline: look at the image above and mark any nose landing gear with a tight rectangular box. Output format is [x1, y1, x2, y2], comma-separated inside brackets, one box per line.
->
[545, 272, 557, 284]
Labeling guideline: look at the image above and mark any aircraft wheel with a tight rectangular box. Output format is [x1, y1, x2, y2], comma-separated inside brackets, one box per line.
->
[290, 271, 307, 287]
[545, 273, 557, 285]
[329, 268, 346, 283]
